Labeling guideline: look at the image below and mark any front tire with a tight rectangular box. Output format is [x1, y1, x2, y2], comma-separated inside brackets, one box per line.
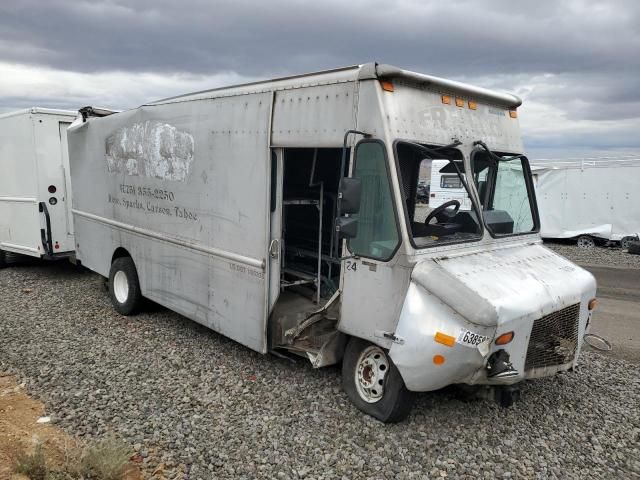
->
[342, 337, 414, 423]
[108, 256, 143, 315]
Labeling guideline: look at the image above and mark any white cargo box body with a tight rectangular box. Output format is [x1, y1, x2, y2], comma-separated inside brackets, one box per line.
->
[531, 158, 640, 242]
[0, 108, 77, 259]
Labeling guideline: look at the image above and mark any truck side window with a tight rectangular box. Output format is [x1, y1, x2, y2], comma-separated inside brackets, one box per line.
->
[349, 141, 399, 260]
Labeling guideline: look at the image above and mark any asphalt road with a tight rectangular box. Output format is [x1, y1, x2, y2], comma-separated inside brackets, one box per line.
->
[582, 264, 640, 364]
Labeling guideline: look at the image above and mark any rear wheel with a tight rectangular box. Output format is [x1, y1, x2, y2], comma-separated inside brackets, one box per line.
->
[108, 256, 143, 315]
[342, 337, 414, 423]
[0, 249, 6, 269]
[621, 236, 638, 250]
[576, 235, 596, 249]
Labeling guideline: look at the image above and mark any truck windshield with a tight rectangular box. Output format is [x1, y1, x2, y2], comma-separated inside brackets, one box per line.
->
[395, 141, 483, 248]
[472, 147, 537, 236]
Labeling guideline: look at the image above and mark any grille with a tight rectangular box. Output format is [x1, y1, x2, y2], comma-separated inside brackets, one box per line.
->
[525, 303, 580, 370]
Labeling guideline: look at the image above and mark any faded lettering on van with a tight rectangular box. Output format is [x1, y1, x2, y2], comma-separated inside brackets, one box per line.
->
[230, 262, 265, 279]
[105, 121, 194, 182]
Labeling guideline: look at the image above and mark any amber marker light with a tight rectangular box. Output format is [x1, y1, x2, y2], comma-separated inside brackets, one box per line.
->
[434, 331, 456, 347]
[495, 332, 514, 345]
[455, 97, 465, 107]
[380, 80, 394, 92]
[509, 110, 518, 118]
[588, 298, 598, 310]
[433, 355, 446, 365]
[441, 94, 451, 105]
[468, 100, 477, 110]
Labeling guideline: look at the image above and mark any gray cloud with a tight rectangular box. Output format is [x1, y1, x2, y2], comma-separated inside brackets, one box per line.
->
[0, 0, 639, 157]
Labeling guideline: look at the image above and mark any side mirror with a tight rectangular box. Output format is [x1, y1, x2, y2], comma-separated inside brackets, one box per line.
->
[336, 216, 358, 239]
[339, 177, 362, 214]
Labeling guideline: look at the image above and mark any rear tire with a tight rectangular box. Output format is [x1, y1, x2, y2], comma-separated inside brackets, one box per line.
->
[576, 235, 595, 249]
[628, 241, 640, 255]
[342, 337, 414, 423]
[621, 236, 638, 250]
[108, 256, 143, 315]
[0, 249, 6, 269]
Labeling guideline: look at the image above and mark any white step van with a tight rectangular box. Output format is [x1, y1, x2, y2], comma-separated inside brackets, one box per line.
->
[0, 108, 77, 267]
[67, 64, 597, 421]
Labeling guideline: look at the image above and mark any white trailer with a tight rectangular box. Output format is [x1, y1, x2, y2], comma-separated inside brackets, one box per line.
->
[531, 158, 640, 248]
[0, 108, 77, 267]
[67, 63, 597, 422]
[429, 159, 472, 210]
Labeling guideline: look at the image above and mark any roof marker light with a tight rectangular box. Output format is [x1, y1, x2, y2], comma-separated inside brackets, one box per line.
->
[509, 110, 518, 118]
[380, 80, 394, 92]
[441, 94, 451, 105]
[468, 100, 477, 110]
[455, 98, 465, 108]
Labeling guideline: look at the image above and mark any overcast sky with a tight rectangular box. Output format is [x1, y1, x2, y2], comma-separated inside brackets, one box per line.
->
[1, 0, 638, 158]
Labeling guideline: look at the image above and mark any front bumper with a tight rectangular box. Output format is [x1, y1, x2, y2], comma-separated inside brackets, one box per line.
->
[389, 281, 595, 392]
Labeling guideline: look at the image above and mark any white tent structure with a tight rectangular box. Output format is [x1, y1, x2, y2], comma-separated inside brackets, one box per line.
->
[530, 157, 640, 247]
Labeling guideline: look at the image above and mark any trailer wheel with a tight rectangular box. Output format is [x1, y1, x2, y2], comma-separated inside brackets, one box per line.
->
[628, 241, 640, 255]
[576, 235, 596, 249]
[342, 337, 414, 423]
[108, 256, 142, 315]
[0, 249, 6, 269]
[621, 236, 638, 250]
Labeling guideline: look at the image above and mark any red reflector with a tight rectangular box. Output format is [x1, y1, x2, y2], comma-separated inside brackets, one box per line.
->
[48, 185, 57, 194]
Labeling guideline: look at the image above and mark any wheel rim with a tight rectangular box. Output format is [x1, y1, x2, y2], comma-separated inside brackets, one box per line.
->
[355, 345, 389, 403]
[113, 270, 129, 304]
[577, 237, 594, 249]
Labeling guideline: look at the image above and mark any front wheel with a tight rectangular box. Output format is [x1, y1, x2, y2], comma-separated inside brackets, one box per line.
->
[342, 337, 414, 423]
[108, 256, 143, 315]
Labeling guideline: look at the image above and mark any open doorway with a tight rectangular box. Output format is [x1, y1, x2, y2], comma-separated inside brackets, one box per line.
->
[269, 147, 347, 357]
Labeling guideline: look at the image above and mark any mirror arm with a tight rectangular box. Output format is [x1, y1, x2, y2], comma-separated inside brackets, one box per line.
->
[334, 130, 371, 259]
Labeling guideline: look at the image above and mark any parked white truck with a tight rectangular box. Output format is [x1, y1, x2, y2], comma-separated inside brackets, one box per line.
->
[67, 63, 597, 422]
[531, 158, 640, 248]
[0, 108, 77, 267]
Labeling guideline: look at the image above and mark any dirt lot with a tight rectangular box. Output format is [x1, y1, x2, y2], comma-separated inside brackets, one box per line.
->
[0, 373, 142, 480]
[0, 374, 70, 479]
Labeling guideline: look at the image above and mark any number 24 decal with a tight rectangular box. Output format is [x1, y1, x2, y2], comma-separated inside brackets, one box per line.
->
[345, 260, 357, 272]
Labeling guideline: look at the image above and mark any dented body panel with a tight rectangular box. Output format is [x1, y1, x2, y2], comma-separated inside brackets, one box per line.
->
[389, 243, 596, 391]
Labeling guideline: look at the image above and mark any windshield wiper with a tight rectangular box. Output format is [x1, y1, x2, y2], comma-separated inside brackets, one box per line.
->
[473, 140, 525, 163]
[405, 139, 473, 196]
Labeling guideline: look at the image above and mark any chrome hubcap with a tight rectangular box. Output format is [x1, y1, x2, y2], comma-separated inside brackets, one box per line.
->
[355, 346, 389, 403]
[113, 270, 129, 304]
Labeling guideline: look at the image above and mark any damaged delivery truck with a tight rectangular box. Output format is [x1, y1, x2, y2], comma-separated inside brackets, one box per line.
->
[0, 108, 77, 267]
[67, 63, 597, 422]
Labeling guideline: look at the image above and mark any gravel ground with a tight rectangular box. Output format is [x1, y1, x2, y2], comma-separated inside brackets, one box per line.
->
[545, 242, 640, 269]
[1, 262, 639, 479]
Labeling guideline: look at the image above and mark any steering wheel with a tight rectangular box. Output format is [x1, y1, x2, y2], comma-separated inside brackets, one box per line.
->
[424, 200, 461, 225]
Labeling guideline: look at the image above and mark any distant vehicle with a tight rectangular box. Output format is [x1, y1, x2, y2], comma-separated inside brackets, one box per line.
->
[530, 158, 640, 249]
[416, 182, 430, 203]
[67, 63, 596, 422]
[0, 108, 77, 267]
[429, 159, 472, 210]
